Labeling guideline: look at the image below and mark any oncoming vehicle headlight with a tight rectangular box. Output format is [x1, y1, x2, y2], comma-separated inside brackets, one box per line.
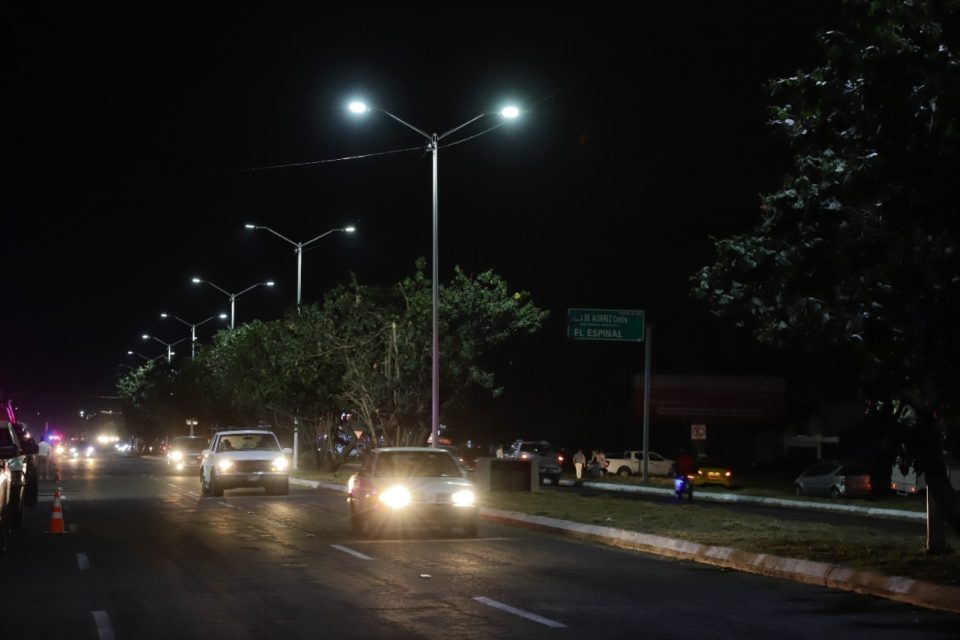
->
[171, 451, 184, 462]
[218, 459, 234, 472]
[451, 490, 475, 507]
[379, 486, 411, 509]
[271, 457, 289, 471]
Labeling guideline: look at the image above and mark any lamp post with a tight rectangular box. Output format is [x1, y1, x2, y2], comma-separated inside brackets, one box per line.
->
[348, 100, 520, 447]
[244, 224, 355, 309]
[191, 278, 275, 329]
[160, 312, 229, 359]
[141, 334, 186, 364]
[127, 350, 165, 364]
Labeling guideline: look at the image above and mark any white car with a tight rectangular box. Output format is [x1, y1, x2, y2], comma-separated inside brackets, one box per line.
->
[200, 429, 291, 496]
[347, 447, 479, 537]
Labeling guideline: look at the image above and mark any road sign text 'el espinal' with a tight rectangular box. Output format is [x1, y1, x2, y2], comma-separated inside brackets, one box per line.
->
[567, 308, 645, 342]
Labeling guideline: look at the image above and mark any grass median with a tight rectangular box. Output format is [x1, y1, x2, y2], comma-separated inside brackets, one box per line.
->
[482, 489, 960, 587]
[292, 468, 958, 587]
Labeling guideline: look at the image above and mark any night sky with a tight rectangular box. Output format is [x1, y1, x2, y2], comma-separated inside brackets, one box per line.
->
[5, 4, 844, 439]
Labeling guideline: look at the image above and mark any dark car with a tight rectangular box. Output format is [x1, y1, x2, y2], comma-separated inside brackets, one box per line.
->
[505, 440, 563, 483]
[794, 461, 872, 498]
[167, 436, 208, 474]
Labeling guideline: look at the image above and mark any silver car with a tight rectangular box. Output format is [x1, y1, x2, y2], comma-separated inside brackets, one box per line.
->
[794, 462, 872, 498]
[505, 440, 563, 483]
[347, 447, 479, 537]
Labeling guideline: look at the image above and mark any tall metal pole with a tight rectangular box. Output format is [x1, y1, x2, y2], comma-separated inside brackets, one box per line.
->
[431, 132, 440, 448]
[190, 325, 197, 360]
[229, 296, 236, 329]
[296, 245, 303, 310]
[642, 324, 653, 483]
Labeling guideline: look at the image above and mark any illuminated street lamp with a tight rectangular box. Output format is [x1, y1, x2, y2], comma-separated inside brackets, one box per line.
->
[160, 312, 229, 359]
[141, 334, 186, 364]
[244, 223, 355, 309]
[191, 277, 275, 329]
[348, 99, 521, 447]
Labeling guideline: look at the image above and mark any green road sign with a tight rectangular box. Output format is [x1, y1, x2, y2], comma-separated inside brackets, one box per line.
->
[567, 308, 645, 342]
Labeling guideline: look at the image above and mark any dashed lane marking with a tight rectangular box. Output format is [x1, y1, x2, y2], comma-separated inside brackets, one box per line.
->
[92, 611, 115, 640]
[473, 596, 567, 629]
[331, 544, 373, 560]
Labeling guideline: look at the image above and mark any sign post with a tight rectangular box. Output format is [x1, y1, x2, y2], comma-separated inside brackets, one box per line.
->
[567, 308, 651, 482]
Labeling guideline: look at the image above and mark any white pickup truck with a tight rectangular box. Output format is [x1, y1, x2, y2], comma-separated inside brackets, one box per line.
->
[201, 429, 291, 496]
[605, 451, 674, 477]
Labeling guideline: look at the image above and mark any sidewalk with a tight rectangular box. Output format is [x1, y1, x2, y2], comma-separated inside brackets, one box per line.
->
[290, 477, 959, 614]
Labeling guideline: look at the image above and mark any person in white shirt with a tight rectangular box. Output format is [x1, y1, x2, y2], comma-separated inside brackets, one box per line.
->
[37, 439, 51, 479]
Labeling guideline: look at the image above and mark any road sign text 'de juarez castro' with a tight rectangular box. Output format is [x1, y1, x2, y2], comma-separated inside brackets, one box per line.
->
[567, 308, 645, 342]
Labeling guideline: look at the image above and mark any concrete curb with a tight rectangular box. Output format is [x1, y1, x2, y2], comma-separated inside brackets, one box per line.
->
[480, 508, 960, 615]
[563, 479, 926, 522]
[290, 476, 957, 613]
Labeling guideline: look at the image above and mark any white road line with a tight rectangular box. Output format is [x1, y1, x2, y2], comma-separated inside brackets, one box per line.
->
[218, 501, 236, 509]
[330, 544, 373, 560]
[92, 611, 115, 640]
[473, 596, 567, 629]
[77, 553, 90, 570]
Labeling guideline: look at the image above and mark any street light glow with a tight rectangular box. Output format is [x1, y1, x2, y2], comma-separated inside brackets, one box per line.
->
[348, 101, 368, 114]
[191, 277, 202, 283]
[265, 281, 275, 287]
[500, 105, 520, 119]
[244, 224, 257, 229]
[344, 226, 356, 233]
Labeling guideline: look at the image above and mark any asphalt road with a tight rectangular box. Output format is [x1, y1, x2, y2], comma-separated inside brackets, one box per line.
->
[1, 454, 957, 639]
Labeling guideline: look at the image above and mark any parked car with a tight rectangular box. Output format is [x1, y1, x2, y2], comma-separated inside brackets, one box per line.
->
[8, 422, 39, 523]
[167, 436, 208, 474]
[693, 458, 734, 488]
[347, 447, 478, 537]
[605, 450, 674, 477]
[200, 429, 291, 496]
[0, 422, 20, 543]
[794, 461, 872, 498]
[505, 440, 563, 483]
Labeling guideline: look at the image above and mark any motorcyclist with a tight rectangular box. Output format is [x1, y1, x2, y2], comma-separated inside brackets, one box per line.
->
[673, 448, 697, 500]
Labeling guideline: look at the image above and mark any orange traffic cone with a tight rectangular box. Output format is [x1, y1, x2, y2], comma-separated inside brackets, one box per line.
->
[48, 490, 66, 535]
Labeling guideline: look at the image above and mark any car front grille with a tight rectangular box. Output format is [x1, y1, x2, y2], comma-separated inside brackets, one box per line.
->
[231, 460, 275, 473]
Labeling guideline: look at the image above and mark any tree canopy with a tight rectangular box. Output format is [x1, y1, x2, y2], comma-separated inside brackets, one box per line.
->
[693, 0, 960, 534]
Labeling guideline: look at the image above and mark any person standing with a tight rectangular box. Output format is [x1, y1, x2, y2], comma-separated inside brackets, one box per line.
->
[37, 438, 51, 479]
[573, 449, 586, 480]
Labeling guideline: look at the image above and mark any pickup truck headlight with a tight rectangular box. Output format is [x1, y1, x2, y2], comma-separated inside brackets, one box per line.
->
[218, 459, 234, 472]
[379, 486, 411, 509]
[271, 457, 289, 471]
[451, 490, 475, 507]
[171, 451, 184, 462]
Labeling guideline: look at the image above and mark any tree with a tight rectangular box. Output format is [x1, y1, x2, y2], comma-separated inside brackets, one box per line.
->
[322, 260, 549, 448]
[692, 0, 960, 543]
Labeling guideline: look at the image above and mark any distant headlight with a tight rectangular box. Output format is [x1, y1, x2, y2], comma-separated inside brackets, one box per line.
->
[86, 446, 95, 457]
[272, 457, 289, 471]
[451, 490, 475, 507]
[379, 486, 411, 509]
[218, 459, 234, 471]
[171, 451, 184, 462]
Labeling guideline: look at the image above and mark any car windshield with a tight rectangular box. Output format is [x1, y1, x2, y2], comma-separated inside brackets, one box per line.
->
[374, 451, 462, 478]
[218, 434, 279, 452]
[174, 438, 207, 452]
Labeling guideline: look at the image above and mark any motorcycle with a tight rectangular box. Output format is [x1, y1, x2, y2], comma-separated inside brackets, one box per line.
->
[673, 472, 695, 500]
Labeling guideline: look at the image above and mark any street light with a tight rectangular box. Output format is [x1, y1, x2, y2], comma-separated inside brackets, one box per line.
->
[127, 350, 165, 364]
[191, 277, 275, 329]
[244, 223, 355, 309]
[160, 312, 229, 359]
[348, 99, 521, 447]
[141, 334, 186, 364]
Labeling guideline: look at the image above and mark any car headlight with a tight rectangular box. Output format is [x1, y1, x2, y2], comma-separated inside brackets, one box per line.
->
[218, 459, 234, 472]
[171, 451, 184, 462]
[451, 490, 475, 507]
[86, 446, 95, 456]
[271, 457, 288, 471]
[347, 474, 357, 495]
[379, 485, 411, 509]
